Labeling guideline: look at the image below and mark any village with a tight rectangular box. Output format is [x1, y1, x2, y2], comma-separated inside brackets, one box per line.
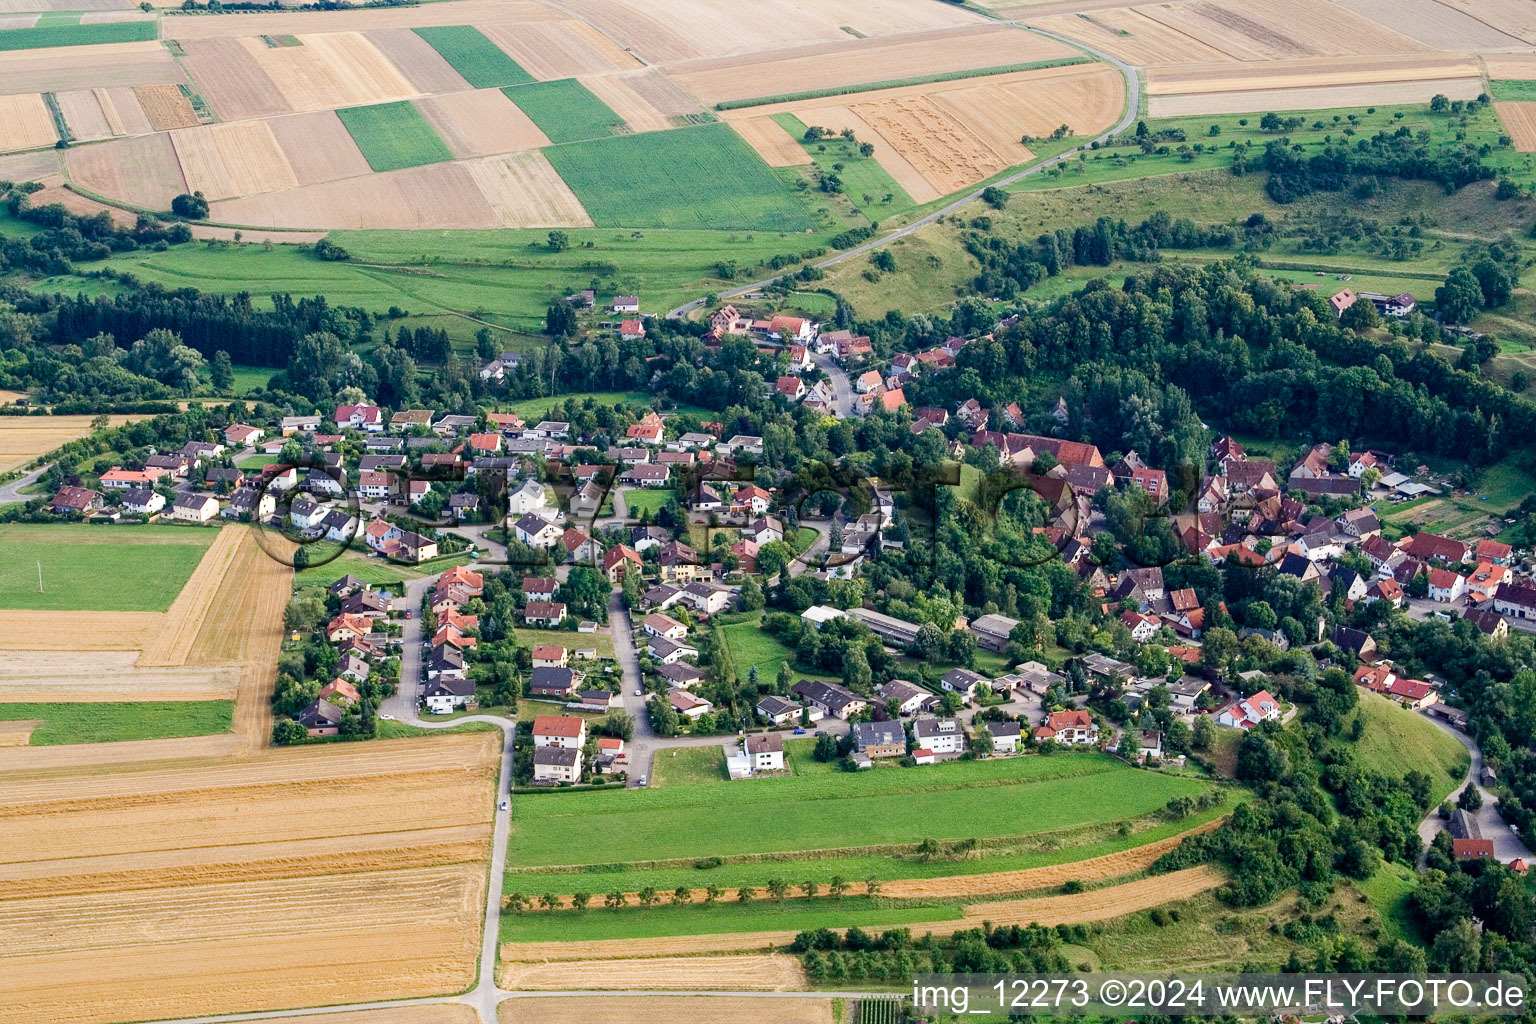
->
[33, 290, 1530, 878]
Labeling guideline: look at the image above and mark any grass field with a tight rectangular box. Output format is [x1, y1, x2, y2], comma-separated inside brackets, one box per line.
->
[1491, 80, 1536, 102]
[507, 752, 1210, 867]
[0, 20, 155, 50]
[1348, 692, 1469, 805]
[772, 112, 915, 217]
[500, 894, 960, 943]
[337, 101, 454, 173]
[653, 744, 730, 786]
[293, 551, 423, 590]
[1356, 861, 1419, 944]
[506, 78, 622, 144]
[513, 625, 615, 659]
[720, 613, 796, 684]
[620, 487, 671, 518]
[414, 25, 532, 88]
[545, 123, 816, 232]
[225, 365, 273, 394]
[0, 524, 215, 611]
[501, 793, 1236, 897]
[0, 700, 233, 744]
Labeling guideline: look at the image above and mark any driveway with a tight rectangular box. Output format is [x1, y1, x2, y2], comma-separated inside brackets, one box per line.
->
[1416, 711, 1532, 864]
[0, 463, 48, 505]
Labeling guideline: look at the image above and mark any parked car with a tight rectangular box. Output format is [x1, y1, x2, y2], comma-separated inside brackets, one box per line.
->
[793, 728, 806, 735]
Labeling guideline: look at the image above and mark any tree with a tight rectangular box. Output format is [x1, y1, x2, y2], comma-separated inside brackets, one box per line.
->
[1119, 727, 1140, 761]
[866, 878, 881, 896]
[271, 719, 307, 745]
[1430, 93, 1451, 113]
[1192, 715, 1215, 752]
[124, 328, 205, 392]
[704, 885, 723, 904]
[605, 891, 625, 908]
[737, 885, 754, 903]
[1471, 259, 1513, 308]
[1339, 298, 1380, 331]
[813, 734, 839, 761]
[171, 191, 209, 219]
[671, 885, 689, 905]
[548, 230, 569, 252]
[970, 724, 994, 757]
[870, 250, 896, 273]
[800, 880, 818, 899]
[1458, 785, 1483, 811]
[842, 646, 871, 690]
[209, 350, 234, 393]
[766, 877, 789, 901]
[1435, 266, 1483, 325]
[638, 886, 659, 906]
[981, 186, 1009, 210]
[546, 301, 578, 337]
[828, 876, 847, 899]
[571, 891, 590, 910]
[506, 892, 528, 913]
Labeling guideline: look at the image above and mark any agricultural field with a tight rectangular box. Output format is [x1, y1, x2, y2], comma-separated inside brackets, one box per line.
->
[504, 77, 622, 143]
[414, 25, 533, 88]
[0, 524, 215, 612]
[0, 732, 500, 1023]
[0, 700, 233, 744]
[337, 100, 455, 171]
[0, 19, 155, 51]
[497, 994, 832, 1023]
[545, 122, 815, 231]
[1145, 54, 1483, 118]
[506, 751, 1212, 867]
[0, 413, 143, 474]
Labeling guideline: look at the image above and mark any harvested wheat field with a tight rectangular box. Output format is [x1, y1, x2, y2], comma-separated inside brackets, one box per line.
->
[670, 23, 1076, 106]
[0, 93, 56, 152]
[1331, 0, 1527, 50]
[0, 414, 140, 473]
[500, 995, 834, 1024]
[956, 865, 1225, 927]
[66, 132, 188, 209]
[480, 19, 642, 80]
[417, 89, 551, 158]
[0, 652, 238, 702]
[166, 0, 557, 40]
[134, 82, 199, 130]
[1151, 77, 1483, 117]
[272, 1011, 477, 1024]
[96, 85, 153, 135]
[1435, 0, 1536, 45]
[23, 184, 137, 228]
[1147, 54, 1481, 97]
[266, 108, 372, 184]
[171, 121, 297, 200]
[365, 26, 471, 93]
[465, 151, 594, 227]
[1031, 8, 1232, 66]
[53, 90, 114, 143]
[1139, 0, 1430, 62]
[1497, 102, 1536, 151]
[581, 72, 673, 133]
[0, 41, 181, 95]
[178, 36, 290, 121]
[0, 732, 498, 1024]
[502, 954, 806, 991]
[1485, 54, 1536, 80]
[0, 721, 35, 746]
[243, 31, 417, 112]
[0, 149, 59, 183]
[137, 525, 250, 666]
[0, 611, 162, 651]
[732, 116, 812, 166]
[212, 160, 501, 229]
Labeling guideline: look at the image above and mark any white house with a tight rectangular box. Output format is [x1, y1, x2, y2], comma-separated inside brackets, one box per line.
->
[507, 479, 549, 516]
[1214, 690, 1281, 730]
[122, 488, 165, 516]
[169, 493, 219, 523]
[1036, 709, 1099, 745]
[423, 678, 474, 715]
[532, 745, 581, 784]
[513, 513, 562, 548]
[745, 732, 784, 772]
[913, 716, 964, 755]
[986, 721, 1022, 754]
[1428, 569, 1467, 604]
[532, 714, 587, 749]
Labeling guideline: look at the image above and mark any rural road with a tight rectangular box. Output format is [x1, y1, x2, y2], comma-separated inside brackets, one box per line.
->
[665, 30, 1142, 320]
[0, 462, 48, 505]
[813, 350, 855, 417]
[1415, 711, 1533, 864]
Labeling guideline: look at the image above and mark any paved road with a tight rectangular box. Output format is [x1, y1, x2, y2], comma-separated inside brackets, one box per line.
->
[1416, 711, 1533, 865]
[0, 462, 48, 505]
[665, 29, 1142, 321]
[813, 351, 855, 417]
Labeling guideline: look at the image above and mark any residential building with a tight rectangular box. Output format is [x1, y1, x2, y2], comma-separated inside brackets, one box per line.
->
[1214, 690, 1281, 729]
[530, 667, 578, 698]
[746, 732, 784, 772]
[423, 678, 475, 714]
[532, 745, 581, 784]
[852, 720, 905, 758]
[1035, 709, 1098, 745]
[168, 493, 219, 523]
[913, 716, 964, 755]
[524, 601, 566, 627]
[532, 714, 587, 749]
[791, 679, 867, 720]
[986, 721, 1023, 753]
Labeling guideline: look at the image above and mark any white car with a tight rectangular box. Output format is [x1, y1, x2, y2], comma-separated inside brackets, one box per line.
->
[499, 798, 509, 811]
[634, 689, 643, 696]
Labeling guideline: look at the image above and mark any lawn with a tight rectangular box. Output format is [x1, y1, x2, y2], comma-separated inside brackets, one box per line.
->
[501, 894, 961, 943]
[544, 122, 816, 232]
[0, 19, 155, 50]
[507, 751, 1212, 867]
[336, 101, 454, 172]
[0, 701, 233, 744]
[413, 25, 532, 88]
[505, 78, 622, 144]
[652, 744, 729, 786]
[1348, 691, 1469, 805]
[293, 551, 422, 590]
[720, 612, 796, 683]
[503, 788, 1238, 897]
[0, 524, 215, 611]
[513, 625, 615, 658]
[620, 487, 671, 518]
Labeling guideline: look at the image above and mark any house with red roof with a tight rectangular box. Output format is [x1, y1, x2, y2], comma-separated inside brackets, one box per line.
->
[1034, 709, 1098, 745]
[1215, 690, 1281, 730]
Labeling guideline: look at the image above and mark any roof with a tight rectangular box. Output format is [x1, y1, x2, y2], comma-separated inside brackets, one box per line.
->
[532, 644, 567, 660]
[534, 746, 580, 767]
[853, 720, 904, 746]
[1453, 838, 1495, 859]
[532, 714, 585, 738]
[746, 733, 783, 754]
[525, 601, 565, 619]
